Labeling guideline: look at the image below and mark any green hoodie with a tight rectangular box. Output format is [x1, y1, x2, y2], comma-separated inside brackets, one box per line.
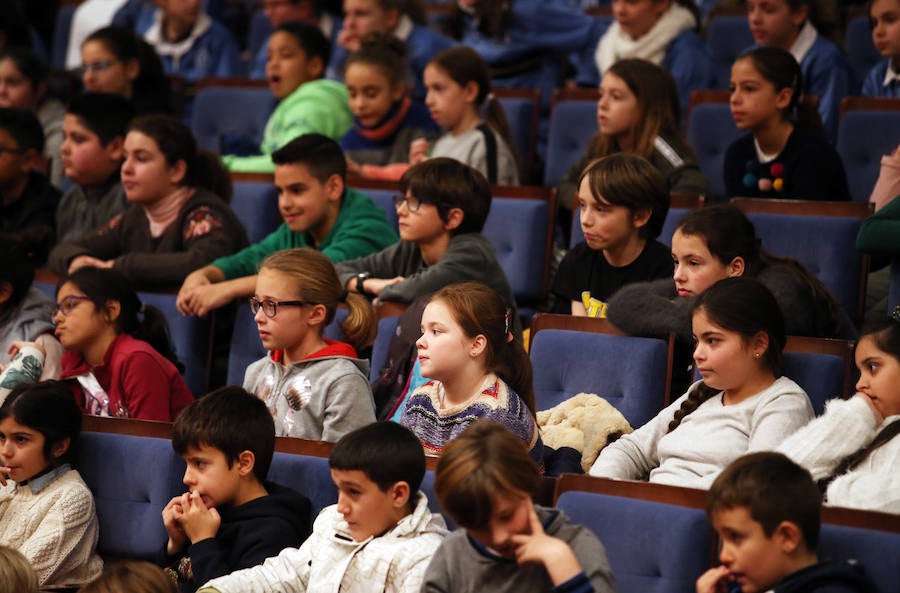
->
[223, 79, 353, 173]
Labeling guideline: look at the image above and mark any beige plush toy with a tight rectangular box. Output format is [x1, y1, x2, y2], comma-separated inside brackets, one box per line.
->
[536, 393, 633, 473]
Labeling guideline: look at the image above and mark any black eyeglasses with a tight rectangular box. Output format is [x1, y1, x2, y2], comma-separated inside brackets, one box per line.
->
[249, 296, 308, 318]
[78, 60, 118, 75]
[54, 295, 92, 317]
[392, 194, 434, 213]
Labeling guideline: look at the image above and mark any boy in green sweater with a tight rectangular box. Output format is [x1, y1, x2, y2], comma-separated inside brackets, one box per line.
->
[177, 134, 397, 317]
[222, 22, 353, 174]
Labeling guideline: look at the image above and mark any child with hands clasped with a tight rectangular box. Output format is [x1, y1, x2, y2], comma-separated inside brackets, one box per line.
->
[0, 381, 103, 590]
[776, 309, 900, 514]
[243, 248, 377, 442]
[400, 282, 542, 461]
[424, 421, 616, 593]
[591, 276, 814, 488]
[198, 422, 448, 593]
[697, 452, 877, 593]
[414, 46, 519, 185]
[160, 387, 311, 593]
[723, 47, 849, 202]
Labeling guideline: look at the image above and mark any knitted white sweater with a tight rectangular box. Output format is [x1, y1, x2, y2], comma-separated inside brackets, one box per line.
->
[0, 468, 103, 588]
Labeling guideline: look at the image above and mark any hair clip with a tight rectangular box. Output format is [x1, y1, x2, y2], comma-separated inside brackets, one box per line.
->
[891, 305, 900, 323]
[504, 309, 510, 335]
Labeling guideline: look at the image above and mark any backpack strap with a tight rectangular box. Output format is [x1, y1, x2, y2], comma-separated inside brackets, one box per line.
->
[477, 122, 498, 184]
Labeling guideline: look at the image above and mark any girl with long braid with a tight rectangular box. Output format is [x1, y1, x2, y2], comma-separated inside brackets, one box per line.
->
[589, 276, 814, 488]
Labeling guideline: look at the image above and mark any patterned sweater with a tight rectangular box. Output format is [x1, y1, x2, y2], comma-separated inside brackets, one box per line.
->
[400, 374, 543, 463]
[0, 466, 103, 588]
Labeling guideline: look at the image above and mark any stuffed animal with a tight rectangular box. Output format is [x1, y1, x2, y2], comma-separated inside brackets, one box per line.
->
[537, 393, 633, 473]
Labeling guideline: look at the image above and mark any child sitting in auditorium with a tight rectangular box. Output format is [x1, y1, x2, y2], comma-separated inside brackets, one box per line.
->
[401, 282, 542, 461]
[863, 0, 900, 98]
[0, 107, 59, 251]
[336, 158, 518, 418]
[49, 114, 248, 290]
[159, 386, 311, 593]
[0, 48, 65, 186]
[0, 381, 103, 589]
[342, 33, 439, 181]
[591, 277, 814, 488]
[81, 561, 176, 593]
[777, 309, 900, 514]
[56, 267, 194, 421]
[56, 93, 134, 244]
[555, 59, 708, 219]
[197, 421, 448, 593]
[594, 0, 712, 109]
[424, 421, 616, 593]
[80, 26, 172, 116]
[177, 133, 396, 317]
[552, 154, 673, 317]
[411, 47, 519, 185]
[142, 0, 241, 84]
[698, 452, 877, 593]
[608, 203, 857, 344]
[0, 234, 62, 401]
[746, 0, 851, 141]
[243, 248, 376, 441]
[223, 22, 352, 174]
[723, 47, 849, 201]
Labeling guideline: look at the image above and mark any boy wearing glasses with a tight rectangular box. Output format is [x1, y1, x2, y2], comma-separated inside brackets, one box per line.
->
[0, 107, 60, 252]
[177, 134, 396, 317]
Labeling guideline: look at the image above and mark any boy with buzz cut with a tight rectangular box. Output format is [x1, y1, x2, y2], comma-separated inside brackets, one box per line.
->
[159, 386, 312, 593]
[699, 452, 878, 593]
[56, 92, 135, 244]
[0, 107, 60, 251]
[177, 133, 397, 317]
[198, 421, 448, 593]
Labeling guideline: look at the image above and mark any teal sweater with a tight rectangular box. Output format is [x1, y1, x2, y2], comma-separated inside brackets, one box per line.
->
[212, 188, 398, 279]
[224, 79, 353, 173]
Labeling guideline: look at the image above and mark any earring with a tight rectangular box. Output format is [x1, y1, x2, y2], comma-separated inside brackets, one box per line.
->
[753, 352, 762, 360]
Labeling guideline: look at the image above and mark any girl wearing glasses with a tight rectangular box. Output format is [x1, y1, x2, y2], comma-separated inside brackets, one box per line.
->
[54, 267, 193, 421]
[243, 248, 377, 442]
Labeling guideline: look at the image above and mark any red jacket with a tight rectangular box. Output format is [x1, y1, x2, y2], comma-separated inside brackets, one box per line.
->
[61, 334, 194, 421]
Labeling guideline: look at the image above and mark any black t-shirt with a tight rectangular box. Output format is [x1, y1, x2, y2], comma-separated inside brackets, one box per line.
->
[552, 240, 673, 317]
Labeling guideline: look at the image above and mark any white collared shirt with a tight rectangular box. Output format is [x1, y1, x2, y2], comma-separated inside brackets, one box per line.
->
[789, 20, 818, 65]
[883, 60, 900, 87]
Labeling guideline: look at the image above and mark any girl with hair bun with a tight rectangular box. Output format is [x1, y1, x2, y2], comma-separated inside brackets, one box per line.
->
[591, 276, 814, 487]
[243, 247, 377, 442]
[48, 114, 248, 290]
[400, 282, 542, 462]
[723, 47, 849, 201]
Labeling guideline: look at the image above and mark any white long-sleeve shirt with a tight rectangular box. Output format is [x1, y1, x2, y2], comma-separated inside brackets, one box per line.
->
[590, 376, 814, 489]
[779, 394, 900, 513]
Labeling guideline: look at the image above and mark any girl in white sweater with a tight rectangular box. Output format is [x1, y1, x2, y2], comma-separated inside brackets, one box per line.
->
[0, 381, 103, 589]
[778, 309, 900, 513]
[590, 276, 814, 488]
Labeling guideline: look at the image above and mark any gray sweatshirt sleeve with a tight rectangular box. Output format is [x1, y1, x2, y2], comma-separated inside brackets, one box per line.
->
[606, 278, 694, 342]
[336, 242, 413, 289]
[321, 370, 377, 443]
[567, 524, 618, 593]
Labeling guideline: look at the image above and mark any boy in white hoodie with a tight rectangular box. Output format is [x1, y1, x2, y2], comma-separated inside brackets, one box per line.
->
[198, 421, 448, 593]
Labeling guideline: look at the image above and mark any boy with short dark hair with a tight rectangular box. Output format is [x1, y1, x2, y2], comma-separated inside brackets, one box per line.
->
[698, 452, 877, 593]
[160, 386, 312, 593]
[56, 92, 135, 244]
[198, 421, 448, 593]
[177, 133, 397, 317]
[223, 21, 352, 173]
[0, 107, 60, 250]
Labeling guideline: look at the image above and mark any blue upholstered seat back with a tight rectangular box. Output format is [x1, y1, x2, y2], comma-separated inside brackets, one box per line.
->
[836, 110, 900, 203]
[226, 302, 267, 386]
[231, 181, 281, 243]
[78, 432, 185, 560]
[557, 491, 713, 593]
[705, 16, 754, 88]
[497, 94, 538, 181]
[544, 100, 597, 187]
[782, 351, 846, 415]
[686, 102, 742, 201]
[190, 86, 274, 153]
[818, 522, 900, 593]
[484, 197, 551, 305]
[530, 329, 668, 426]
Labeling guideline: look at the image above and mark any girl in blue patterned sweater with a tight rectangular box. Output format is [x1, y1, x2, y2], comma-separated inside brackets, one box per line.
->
[400, 282, 542, 463]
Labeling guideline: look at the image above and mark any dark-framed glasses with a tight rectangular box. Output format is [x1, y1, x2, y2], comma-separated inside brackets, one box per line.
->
[249, 296, 308, 318]
[55, 295, 92, 317]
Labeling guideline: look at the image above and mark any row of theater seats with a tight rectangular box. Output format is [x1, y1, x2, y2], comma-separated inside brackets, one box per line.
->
[79, 415, 900, 593]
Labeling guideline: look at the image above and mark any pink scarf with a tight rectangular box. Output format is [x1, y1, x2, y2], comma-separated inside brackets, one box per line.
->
[144, 186, 195, 238]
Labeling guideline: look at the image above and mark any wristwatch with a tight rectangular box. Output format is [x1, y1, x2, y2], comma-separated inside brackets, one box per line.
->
[356, 272, 371, 294]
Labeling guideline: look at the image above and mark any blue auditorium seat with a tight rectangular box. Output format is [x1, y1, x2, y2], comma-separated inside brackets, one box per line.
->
[268, 452, 337, 520]
[836, 105, 900, 203]
[544, 92, 598, 187]
[495, 88, 540, 183]
[231, 179, 281, 243]
[687, 98, 742, 201]
[226, 302, 267, 386]
[191, 84, 274, 154]
[52, 4, 77, 70]
[705, 15, 754, 88]
[844, 15, 882, 89]
[819, 520, 900, 593]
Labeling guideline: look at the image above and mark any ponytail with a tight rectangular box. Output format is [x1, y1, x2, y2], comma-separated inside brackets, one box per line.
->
[491, 333, 535, 415]
[483, 93, 519, 173]
[340, 291, 378, 354]
[829, 419, 900, 480]
[667, 382, 718, 432]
